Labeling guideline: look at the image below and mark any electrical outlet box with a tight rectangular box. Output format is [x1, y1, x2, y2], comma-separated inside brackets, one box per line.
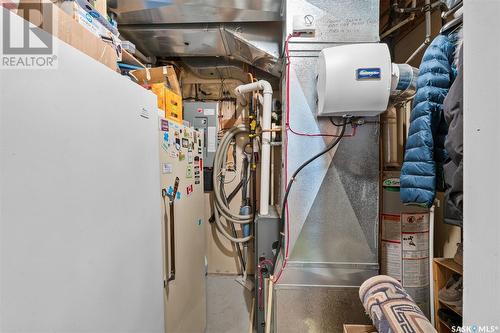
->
[293, 14, 316, 36]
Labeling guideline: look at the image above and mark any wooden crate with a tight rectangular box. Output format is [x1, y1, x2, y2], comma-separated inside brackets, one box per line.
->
[433, 258, 462, 333]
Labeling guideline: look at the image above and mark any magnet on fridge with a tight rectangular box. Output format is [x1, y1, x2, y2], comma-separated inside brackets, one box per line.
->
[182, 138, 189, 148]
[160, 119, 169, 131]
[169, 150, 178, 158]
[179, 151, 186, 161]
[176, 192, 181, 200]
[161, 163, 173, 174]
[186, 184, 194, 196]
[163, 132, 169, 142]
[161, 142, 169, 152]
[168, 186, 174, 195]
[186, 165, 193, 178]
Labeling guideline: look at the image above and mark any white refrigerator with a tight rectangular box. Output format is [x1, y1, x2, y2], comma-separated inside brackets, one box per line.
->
[158, 117, 207, 333]
[0, 9, 164, 332]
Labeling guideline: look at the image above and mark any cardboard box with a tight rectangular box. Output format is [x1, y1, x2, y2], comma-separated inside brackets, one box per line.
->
[343, 324, 377, 333]
[59, 1, 122, 61]
[130, 66, 182, 95]
[130, 66, 183, 123]
[165, 87, 182, 122]
[151, 83, 183, 123]
[91, 0, 106, 17]
[16, 1, 117, 70]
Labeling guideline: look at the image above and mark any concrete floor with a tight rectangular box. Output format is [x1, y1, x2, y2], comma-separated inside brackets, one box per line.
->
[206, 275, 253, 333]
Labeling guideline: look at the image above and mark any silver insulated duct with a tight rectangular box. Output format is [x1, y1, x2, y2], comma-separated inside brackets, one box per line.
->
[110, 0, 283, 76]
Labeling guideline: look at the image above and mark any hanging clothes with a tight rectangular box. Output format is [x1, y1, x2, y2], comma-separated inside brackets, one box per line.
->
[400, 33, 458, 207]
[443, 45, 463, 226]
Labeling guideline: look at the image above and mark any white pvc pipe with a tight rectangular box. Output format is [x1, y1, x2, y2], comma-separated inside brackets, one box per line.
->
[265, 277, 274, 333]
[235, 80, 273, 216]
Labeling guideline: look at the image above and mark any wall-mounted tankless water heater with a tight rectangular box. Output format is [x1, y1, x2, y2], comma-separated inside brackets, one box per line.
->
[317, 43, 417, 117]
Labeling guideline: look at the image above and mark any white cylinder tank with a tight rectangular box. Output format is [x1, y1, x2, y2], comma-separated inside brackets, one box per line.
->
[317, 43, 392, 117]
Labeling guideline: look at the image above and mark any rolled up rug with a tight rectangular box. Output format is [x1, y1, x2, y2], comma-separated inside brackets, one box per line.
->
[359, 275, 436, 333]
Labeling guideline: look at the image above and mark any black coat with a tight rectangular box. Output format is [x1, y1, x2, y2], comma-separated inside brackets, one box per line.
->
[443, 46, 463, 226]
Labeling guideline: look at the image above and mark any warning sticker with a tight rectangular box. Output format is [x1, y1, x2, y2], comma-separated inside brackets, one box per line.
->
[381, 214, 401, 242]
[401, 212, 430, 289]
[381, 241, 401, 281]
[403, 257, 429, 288]
[401, 213, 429, 233]
[402, 232, 429, 259]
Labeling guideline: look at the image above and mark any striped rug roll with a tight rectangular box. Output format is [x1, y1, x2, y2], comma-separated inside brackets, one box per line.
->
[359, 275, 436, 333]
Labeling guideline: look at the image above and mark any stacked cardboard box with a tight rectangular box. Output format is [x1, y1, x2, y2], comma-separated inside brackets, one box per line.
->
[59, 0, 122, 61]
[16, 0, 117, 70]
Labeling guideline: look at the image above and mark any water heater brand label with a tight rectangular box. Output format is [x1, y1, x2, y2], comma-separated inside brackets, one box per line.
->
[356, 68, 381, 80]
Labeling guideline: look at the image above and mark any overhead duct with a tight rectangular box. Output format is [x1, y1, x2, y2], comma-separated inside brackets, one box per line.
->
[108, 0, 282, 24]
[179, 58, 276, 83]
[222, 25, 282, 77]
[112, 0, 282, 76]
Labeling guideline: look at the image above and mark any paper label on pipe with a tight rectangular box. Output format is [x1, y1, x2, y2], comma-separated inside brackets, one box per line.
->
[207, 126, 217, 152]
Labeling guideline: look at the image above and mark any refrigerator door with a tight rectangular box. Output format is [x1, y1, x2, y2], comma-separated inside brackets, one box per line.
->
[159, 118, 207, 333]
[0, 10, 164, 332]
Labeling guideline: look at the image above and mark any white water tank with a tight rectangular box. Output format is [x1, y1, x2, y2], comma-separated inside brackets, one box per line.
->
[317, 43, 392, 117]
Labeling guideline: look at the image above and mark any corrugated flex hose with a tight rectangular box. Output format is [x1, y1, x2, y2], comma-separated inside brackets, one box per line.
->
[213, 125, 253, 243]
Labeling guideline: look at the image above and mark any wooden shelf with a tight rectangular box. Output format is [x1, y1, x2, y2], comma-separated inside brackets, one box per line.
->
[433, 258, 463, 333]
[434, 258, 462, 275]
[439, 300, 463, 317]
[438, 318, 453, 332]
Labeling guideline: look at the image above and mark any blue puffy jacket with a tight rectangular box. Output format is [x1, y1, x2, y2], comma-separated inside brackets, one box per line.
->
[400, 33, 457, 207]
